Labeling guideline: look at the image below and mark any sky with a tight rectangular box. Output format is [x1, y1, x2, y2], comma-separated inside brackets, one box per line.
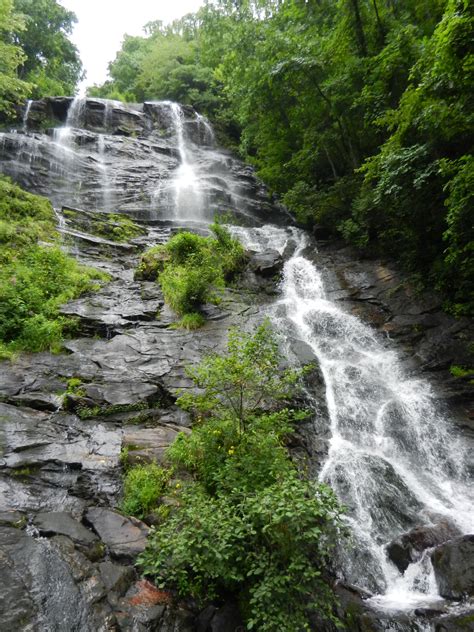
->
[59, 0, 205, 94]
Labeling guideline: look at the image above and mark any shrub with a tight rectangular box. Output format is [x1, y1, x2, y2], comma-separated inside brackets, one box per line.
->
[134, 244, 169, 280]
[159, 262, 217, 315]
[176, 312, 206, 330]
[136, 224, 245, 323]
[139, 323, 344, 630]
[121, 462, 171, 518]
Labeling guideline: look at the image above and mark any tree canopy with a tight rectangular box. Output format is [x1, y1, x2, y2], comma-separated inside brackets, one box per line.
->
[13, 0, 82, 97]
[0, 0, 81, 115]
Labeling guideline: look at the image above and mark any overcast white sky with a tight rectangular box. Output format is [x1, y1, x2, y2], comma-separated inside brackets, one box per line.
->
[59, 1, 205, 94]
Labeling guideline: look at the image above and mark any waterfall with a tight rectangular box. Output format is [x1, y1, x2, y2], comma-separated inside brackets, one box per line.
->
[278, 233, 473, 609]
[195, 112, 215, 146]
[0, 97, 472, 629]
[168, 102, 206, 221]
[97, 134, 114, 212]
[53, 96, 86, 147]
[148, 101, 208, 221]
[22, 100, 32, 130]
[229, 223, 473, 617]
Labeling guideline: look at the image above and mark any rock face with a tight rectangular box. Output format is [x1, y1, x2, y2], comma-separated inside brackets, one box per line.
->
[1, 97, 290, 226]
[431, 535, 474, 599]
[387, 520, 462, 573]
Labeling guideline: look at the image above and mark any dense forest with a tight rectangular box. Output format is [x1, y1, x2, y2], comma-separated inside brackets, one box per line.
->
[88, 0, 473, 316]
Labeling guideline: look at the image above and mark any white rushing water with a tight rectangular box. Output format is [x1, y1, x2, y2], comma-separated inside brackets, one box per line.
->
[152, 101, 207, 221]
[53, 96, 86, 148]
[231, 224, 473, 616]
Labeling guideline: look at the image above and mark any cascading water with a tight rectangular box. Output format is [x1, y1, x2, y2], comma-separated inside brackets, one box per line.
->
[231, 224, 473, 626]
[279, 234, 473, 611]
[22, 99, 32, 130]
[53, 96, 86, 147]
[152, 101, 207, 221]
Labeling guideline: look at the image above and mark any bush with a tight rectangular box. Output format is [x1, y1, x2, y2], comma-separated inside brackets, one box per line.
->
[139, 323, 344, 630]
[136, 224, 245, 323]
[121, 462, 171, 519]
[160, 263, 217, 315]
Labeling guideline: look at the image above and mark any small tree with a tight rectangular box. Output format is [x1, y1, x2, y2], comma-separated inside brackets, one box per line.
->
[139, 323, 344, 631]
[177, 320, 302, 433]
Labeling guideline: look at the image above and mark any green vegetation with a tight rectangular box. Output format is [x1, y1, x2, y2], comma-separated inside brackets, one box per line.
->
[0, 0, 31, 115]
[96, 0, 473, 315]
[137, 224, 245, 325]
[449, 365, 474, 379]
[12, 0, 82, 98]
[0, 0, 81, 117]
[95, 213, 144, 242]
[62, 209, 144, 243]
[76, 401, 148, 420]
[121, 462, 171, 519]
[0, 175, 108, 358]
[66, 377, 85, 397]
[137, 323, 344, 630]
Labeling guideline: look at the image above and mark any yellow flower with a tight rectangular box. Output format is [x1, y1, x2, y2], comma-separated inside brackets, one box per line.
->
[228, 446, 235, 455]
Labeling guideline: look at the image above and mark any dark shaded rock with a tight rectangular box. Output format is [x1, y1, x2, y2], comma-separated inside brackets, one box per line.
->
[431, 535, 474, 599]
[0, 526, 114, 630]
[196, 606, 218, 632]
[387, 520, 462, 572]
[248, 249, 283, 276]
[115, 579, 172, 631]
[99, 560, 135, 596]
[434, 611, 474, 631]
[312, 223, 333, 240]
[211, 602, 244, 632]
[85, 507, 149, 562]
[414, 607, 447, 617]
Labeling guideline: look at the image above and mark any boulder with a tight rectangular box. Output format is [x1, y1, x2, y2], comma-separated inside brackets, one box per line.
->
[85, 507, 149, 562]
[248, 249, 283, 276]
[99, 560, 135, 596]
[33, 511, 98, 547]
[387, 520, 462, 573]
[431, 535, 474, 599]
[0, 526, 114, 630]
[434, 611, 474, 631]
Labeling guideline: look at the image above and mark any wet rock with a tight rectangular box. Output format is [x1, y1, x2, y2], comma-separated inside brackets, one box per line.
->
[100, 560, 135, 596]
[122, 425, 188, 465]
[115, 579, 173, 631]
[0, 510, 26, 528]
[33, 511, 98, 547]
[434, 611, 474, 631]
[431, 534, 474, 599]
[248, 249, 283, 276]
[85, 507, 149, 562]
[0, 526, 114, 630]
[61, 280, 163, 336]
[387, 520, 462, 573]
[0, 402, 122, 507]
